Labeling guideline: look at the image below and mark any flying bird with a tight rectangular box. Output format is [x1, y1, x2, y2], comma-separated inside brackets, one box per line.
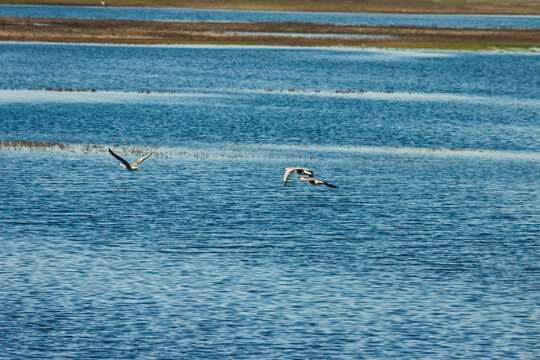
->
[283, 167, 314, 186]
[108, 148, 152, 171]
[298, 176, 338, 188]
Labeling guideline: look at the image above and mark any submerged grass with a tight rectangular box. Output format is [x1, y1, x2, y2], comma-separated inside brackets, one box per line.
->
[5, 87, 399, 94]
[2, 140, 538, 162]
[5, 86, 181, 94]
[0, 140, 308, 161]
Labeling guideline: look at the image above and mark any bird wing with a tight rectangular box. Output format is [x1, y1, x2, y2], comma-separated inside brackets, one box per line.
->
[109, 148, 132, 170]
[312, 177, 337, 188]
[302, 168, 314, 177]
[323, 181, 338, 188]
[132, 152, 152, 167]
[283, 168, 295, 185]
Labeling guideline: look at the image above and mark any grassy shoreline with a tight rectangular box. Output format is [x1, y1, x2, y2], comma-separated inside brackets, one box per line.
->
[1, 17, 539, 50]
[1, 0, 540, 15]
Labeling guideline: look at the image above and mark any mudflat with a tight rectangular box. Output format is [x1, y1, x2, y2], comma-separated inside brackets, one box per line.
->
[1, 0, 539, 15]
[1, 17, 539, 50]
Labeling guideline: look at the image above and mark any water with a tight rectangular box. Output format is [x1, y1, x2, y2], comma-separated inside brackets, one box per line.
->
[0, 41, 539, 358]
[1, 4, 539, 29]
[1, 43, 538, 151]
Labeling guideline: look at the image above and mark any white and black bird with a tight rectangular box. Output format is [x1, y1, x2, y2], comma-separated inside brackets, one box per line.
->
[298, 176, 338, 188]
[108, 148, 152, 171]
[283, 167, 314, 186]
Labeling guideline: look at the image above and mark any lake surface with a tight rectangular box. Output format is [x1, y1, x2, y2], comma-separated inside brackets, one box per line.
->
[1, 5, 540, 29]
[0, 42, 539, 359]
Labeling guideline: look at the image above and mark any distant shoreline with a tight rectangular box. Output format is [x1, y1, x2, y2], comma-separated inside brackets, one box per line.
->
[1, 0, 539, 15]
[1, 17, 539, 50]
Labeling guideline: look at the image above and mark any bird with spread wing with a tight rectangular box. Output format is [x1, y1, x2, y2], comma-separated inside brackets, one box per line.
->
[283, 167, 314, 186]
[298, 176, 338, 188]
[283, 167, 338, 188]
[108, 148, 152, 171]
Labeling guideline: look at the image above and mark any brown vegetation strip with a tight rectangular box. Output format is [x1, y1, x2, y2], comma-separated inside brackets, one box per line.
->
[0, 140, 154, 157]
[6, 87, 407, 96]
[16, 86, 180, 93]
[12, 87, 398, 94]
[0, 140, 475, 157]
[1, 17, 539, 49]
[0, 0, 539, 15]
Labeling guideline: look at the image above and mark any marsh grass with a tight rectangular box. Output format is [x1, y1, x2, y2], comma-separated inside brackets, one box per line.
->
[1, 17, 539, 50]
[8, 87, 180, 94]
[9, 87, 397, 94]
[0, 140, 302, 161]
[3, 140, 537, 162]
[0, 0, 538, 15]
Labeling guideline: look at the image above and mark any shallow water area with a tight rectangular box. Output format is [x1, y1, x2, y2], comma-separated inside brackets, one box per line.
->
[0, 40, 538, 358]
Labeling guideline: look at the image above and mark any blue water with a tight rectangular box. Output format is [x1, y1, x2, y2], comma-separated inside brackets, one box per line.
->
[1, 4, 540, 29]
[0, 41, 539, 358]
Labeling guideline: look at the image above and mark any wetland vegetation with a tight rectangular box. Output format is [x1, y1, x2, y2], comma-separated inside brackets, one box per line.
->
[1, 0, 538, 15]
[1, 17, 539, 50]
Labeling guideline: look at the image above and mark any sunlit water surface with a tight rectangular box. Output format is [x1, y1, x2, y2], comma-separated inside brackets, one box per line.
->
[0, 42, 538, 358]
